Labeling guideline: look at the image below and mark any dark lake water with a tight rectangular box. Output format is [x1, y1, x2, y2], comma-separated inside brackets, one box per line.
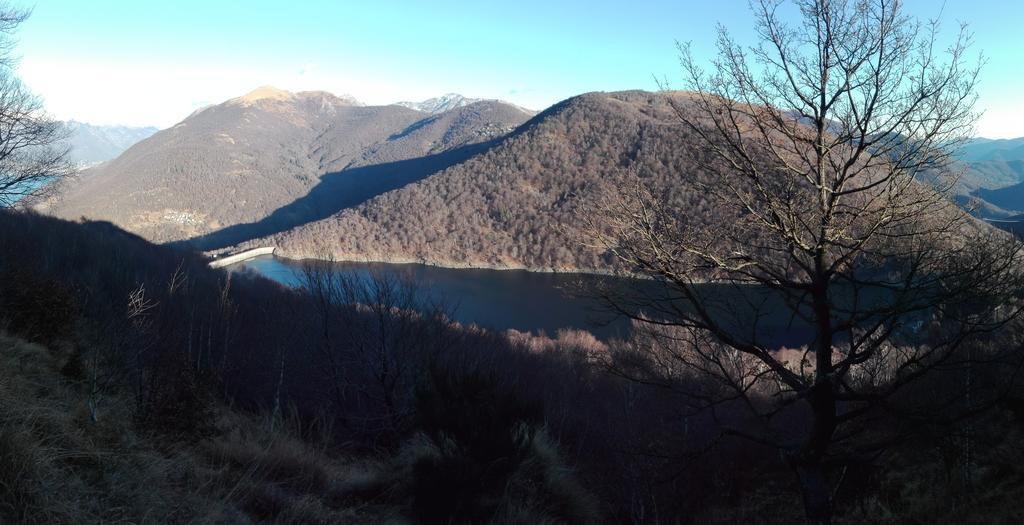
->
[228, 255, 816, 346]
[228, 255, 634, 340]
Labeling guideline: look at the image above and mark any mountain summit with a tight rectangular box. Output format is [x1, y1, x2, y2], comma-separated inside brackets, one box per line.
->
[396, 93, 484, 114]
[228, 86, 363, 108]
[235, 85, 294, 103]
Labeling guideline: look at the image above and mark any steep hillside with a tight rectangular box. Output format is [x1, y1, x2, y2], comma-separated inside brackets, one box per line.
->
[249, 91, 717, 271]
[248, 90, 989, 272]
[973, 168, 1024, 213]
[0, 209, 604, 523]
[43, 87, 531, 247]
[961, 159, 1024, 194]
[61, 121, 159, 167]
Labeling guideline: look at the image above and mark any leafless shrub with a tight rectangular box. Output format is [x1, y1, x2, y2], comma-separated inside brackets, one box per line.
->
[299, 256, 456, 440]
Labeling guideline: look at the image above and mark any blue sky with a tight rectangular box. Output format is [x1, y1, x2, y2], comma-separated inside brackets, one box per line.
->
[15, 0, 1024, 138]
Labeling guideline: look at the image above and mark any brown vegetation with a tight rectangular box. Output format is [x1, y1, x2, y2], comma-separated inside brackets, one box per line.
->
[258, 90, 726, 271]
[0, 210, 604, 523]
[45, 90, 531, 246]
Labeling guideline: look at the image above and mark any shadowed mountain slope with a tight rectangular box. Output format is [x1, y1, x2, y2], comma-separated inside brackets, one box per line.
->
[187, 140, 497, 251]
[943, 138, 1024, 218]
[974, 170, 1024, 213]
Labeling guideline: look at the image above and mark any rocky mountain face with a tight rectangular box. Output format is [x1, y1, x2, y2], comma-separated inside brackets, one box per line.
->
[396, 93, 483, 114]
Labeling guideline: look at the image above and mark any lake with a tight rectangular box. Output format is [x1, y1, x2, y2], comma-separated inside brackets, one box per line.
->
[228, 255, 819, 346]
[228, 255, 634, 340]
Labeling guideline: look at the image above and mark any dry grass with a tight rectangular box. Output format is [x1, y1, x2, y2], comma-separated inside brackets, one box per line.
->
[833, 421, 1024, 525]
[0, 332, 386, 524]
[0, 331, 601, 524]
[0, 334, 206, 523]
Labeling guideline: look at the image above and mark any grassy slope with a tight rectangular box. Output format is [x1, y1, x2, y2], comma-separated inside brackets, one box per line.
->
[0, 331, 602, 524]
[0, 332, 377, 523]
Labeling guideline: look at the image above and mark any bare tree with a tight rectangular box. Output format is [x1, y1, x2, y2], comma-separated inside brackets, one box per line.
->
[585, 0, 1024, 522]
[299, 257, 456, 441]
[0, 4, 73, 208]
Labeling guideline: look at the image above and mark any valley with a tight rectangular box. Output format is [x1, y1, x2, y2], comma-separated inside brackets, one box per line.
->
[47, 89, 741, 274]
[4, 0, 1024, 521]
[48, 85, 1024, 276]
[42, 83, 1024, 346]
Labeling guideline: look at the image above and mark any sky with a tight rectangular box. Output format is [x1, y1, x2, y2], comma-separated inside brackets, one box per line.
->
[13, 0, 1024, 138]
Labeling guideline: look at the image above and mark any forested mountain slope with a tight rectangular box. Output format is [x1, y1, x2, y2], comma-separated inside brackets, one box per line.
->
[245, 89, 993, 272]
[43, 87, 531, 246]
[246, 91, 739, 270]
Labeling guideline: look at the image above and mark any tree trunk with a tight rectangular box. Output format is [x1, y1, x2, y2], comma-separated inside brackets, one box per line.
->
[793, 380, 838, 524]
[799, 275, 837, 523]
[794, 459, 832, 525]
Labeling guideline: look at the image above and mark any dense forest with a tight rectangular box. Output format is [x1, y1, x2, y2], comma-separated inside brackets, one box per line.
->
[252, 91, 725, 271]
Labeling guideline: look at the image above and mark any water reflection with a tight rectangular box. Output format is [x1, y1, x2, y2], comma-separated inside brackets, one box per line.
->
[228, 255, 631, 340]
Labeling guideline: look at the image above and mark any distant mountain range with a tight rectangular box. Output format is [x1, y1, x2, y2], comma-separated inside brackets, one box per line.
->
[396, 93, 483, 114]
[959, 137, 1024, 163]
[61, 121, 159, 167]
[44, 86, 532, 246]
[396, 93, 535, 116]
[948, 137, 1024, 219]
[41, 85, 1015, 271]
